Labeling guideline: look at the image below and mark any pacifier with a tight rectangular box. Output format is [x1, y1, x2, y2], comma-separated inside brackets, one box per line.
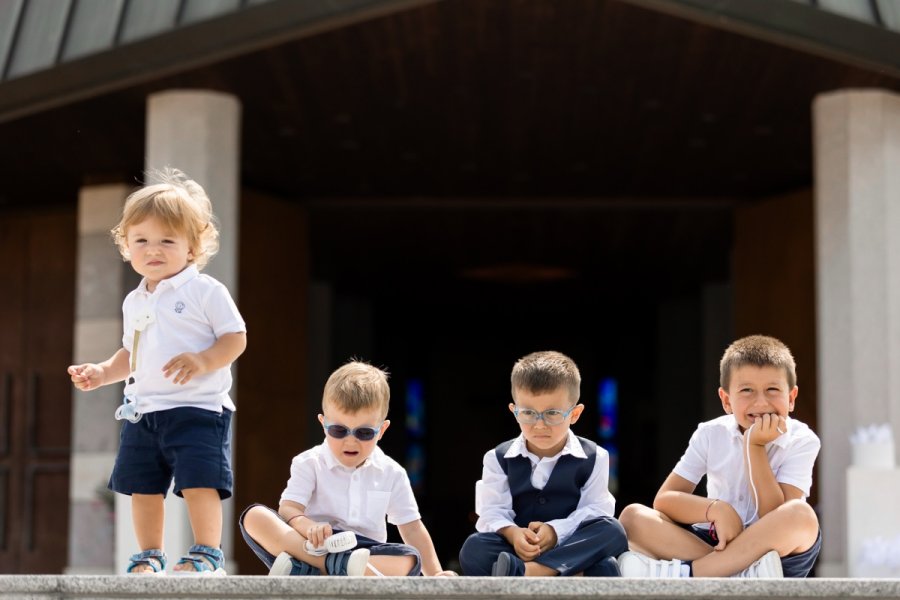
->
[115, 396, 142, 423]
[304, 531, 357, 556]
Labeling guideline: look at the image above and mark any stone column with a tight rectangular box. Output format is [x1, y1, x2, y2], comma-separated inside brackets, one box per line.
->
[114, 90, 241, 573]
[813, 89, 900, 575]
[67, 184, 131, 573]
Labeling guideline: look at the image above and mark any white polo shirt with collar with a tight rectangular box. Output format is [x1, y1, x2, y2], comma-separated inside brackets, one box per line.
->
[122, 264, 246, 414]
[280, 443, 421, 543]
[474, 429, 615, 545]
[673, 414, 821, 526]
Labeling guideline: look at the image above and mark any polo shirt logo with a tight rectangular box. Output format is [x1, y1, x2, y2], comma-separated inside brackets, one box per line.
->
[174, 301, 186, 314]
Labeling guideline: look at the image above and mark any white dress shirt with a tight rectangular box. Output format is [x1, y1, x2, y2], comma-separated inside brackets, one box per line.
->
[474, 430, 615, 545]
[122, 265, 246, 414]
[673, 414, 820, 526]
[280, 443, 421, 543]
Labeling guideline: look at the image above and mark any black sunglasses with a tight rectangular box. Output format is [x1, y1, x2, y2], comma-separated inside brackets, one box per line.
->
[323, 421, 383, 441]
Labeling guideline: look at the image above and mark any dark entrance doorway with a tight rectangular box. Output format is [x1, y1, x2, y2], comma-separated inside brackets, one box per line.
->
[310, 199, 733, 567]
[0, 208, 74, 573]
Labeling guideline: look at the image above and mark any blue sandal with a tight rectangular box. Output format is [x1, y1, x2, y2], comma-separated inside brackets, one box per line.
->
[126, 549, 167, 575]
[174, 544, 226, 575]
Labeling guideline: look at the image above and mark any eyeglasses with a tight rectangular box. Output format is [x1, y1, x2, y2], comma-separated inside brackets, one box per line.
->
[513, 405, 577, 426]
[323, 421, 383, 441]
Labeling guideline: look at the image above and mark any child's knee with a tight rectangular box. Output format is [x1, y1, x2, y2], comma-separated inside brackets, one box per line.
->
[240, 504, 271, 533]
[782, 499, 818, 531]
[618, 503, 651, 533]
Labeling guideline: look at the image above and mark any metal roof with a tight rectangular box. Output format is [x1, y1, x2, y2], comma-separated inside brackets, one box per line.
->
[1, 0, 899, 124]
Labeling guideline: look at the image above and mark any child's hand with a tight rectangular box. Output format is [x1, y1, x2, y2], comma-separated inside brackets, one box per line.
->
[68, 364, 104, 391]
[528, 521, 558, 553]
[434, 570, 458, 576]
[304, 521, 334, 549]
[163, 353, 208, 384]
[708, 500, 743, 551]
[505, 526, 542, 561]
[747, 413, 788, 446]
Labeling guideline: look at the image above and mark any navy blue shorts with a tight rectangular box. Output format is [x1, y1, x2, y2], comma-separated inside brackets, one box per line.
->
[239, 504, 422, 575]
[688, 525, 822, 577]
[109, 407, 233, 499]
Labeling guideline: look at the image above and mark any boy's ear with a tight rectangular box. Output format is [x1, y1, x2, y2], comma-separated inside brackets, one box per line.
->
[509, 403, 517, 414]
[718, 388, 732, 414]
[377, 419, 391, 440]
[317, 414, 325, 427]
[568, 403, 585, 424]
[789, 386, 798, 412]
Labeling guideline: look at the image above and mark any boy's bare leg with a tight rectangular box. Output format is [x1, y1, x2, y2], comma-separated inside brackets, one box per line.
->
[692, 499, 818, 577]
[243, 505, 416, 575]
[174, 487, 223, 572]
[619, 504, 712, 560]
[131, 493, 165, 573]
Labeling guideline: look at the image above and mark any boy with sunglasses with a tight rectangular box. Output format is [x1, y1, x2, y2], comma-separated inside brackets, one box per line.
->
[459, 351, 628, 576]
[239, 361, 455, 576]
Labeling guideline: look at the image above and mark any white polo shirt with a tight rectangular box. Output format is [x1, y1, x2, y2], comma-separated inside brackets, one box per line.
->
[673, 414, 820, 526]
[279, 443, 421, 543]
[474, 430, 616, 545]
[122, 265, 246, 414]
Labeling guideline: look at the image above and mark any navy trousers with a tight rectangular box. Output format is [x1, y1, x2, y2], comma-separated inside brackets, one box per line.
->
[459, 516, 627, 576]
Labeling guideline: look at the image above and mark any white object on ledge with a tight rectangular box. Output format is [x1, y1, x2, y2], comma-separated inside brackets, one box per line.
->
[850, 424, 895, 468]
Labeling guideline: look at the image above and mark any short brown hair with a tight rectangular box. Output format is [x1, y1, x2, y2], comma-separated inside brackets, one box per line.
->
[719, 335, 797, 389]
[323, 361, 390, 419]
[511, 351, 581, 403]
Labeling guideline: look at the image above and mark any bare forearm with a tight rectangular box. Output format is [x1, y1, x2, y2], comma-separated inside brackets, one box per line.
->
[747, 445, 784, 516]
[100, 349, 132, 385]
[654, 491, 715, 524]
[198, 332, 247, 371]
[399, 521, 443, 576]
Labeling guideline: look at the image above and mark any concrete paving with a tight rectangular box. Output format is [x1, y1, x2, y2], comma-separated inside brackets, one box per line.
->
[1, 575, 899, 600]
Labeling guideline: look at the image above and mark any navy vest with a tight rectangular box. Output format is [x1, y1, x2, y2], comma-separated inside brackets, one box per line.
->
[495, 436, 597, 526]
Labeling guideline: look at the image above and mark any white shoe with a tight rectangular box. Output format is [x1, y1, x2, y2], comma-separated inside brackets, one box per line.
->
[269, 552, 294, 576]
[346, 548, 371, 576]
[734, 550, 783, 578]
[617, 551, 690, 578]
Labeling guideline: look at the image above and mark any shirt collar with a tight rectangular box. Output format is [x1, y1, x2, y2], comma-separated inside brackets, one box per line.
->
[320, 442, 387, 472]
[138, 264, 199, 294]
[726, 414, 793, 448]
[505, 430, 586, 462]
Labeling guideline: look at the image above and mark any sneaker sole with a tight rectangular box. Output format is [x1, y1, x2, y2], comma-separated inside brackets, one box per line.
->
[346, 549, 371, 576]
[269, 552, 294, 576]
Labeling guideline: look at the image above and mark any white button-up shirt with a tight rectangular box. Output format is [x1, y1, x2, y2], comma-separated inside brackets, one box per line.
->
[673, 414, 820, 526]
[122, 265, 246, 414]
[280, 443, 421, 543]
[474, 430, 615, 545]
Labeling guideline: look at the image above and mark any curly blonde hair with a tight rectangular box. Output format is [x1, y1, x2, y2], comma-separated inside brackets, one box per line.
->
[111, 168, 219, 270]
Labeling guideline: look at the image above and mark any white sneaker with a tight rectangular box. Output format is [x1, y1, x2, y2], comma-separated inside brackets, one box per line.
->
[345, 548, 371, 576]
[734, 550, 783, 578]
[617, 551, 690, 578]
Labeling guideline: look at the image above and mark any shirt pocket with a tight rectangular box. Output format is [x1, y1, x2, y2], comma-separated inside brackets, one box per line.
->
[365, 491, 391, 525]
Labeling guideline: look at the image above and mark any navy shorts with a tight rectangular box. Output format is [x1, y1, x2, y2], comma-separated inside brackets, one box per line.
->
[688, 525, 822, 577]
[239, 504, 422, 575]
[109, 406, 233, 499]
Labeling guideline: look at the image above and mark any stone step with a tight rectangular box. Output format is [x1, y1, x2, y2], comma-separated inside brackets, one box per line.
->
[0, 576, 897, 600]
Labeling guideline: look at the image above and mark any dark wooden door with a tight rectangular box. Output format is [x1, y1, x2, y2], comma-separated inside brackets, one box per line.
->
[0, 209, 74, 573]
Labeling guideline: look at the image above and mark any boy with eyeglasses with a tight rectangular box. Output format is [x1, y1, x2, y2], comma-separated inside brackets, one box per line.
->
[239, 361, 455, 576]
[459, 351, 628, 576]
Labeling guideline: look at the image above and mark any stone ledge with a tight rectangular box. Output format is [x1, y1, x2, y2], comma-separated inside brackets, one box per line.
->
[1, 576, 899, 600]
